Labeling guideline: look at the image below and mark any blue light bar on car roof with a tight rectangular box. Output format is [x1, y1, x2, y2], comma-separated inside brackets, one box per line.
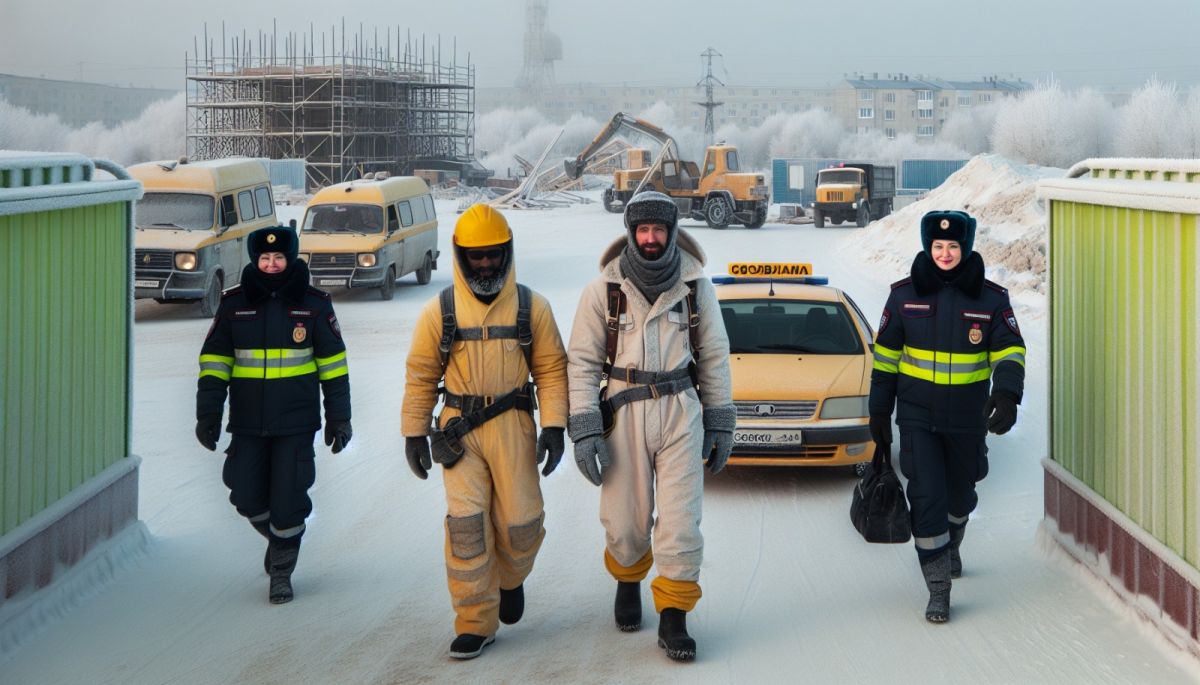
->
[711, 275, 829, 286]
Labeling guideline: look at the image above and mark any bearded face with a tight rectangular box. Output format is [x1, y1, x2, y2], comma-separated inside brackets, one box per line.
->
[461, 244, 509, 296]
[634, 223, 669, 261]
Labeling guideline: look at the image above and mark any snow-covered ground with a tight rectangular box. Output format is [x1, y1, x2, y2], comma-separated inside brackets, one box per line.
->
[2, 163, 1199, 683]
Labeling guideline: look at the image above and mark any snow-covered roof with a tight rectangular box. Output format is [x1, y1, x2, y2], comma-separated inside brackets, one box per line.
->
[1039, 157, 1200, 213]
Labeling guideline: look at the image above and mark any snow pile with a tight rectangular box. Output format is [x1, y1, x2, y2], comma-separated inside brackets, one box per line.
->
[844, 154, 1064, 299]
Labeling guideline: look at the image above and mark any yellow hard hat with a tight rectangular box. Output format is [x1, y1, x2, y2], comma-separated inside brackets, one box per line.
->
[454, 204, 513, 247]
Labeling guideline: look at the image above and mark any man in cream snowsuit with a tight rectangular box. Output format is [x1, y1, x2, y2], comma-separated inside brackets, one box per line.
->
[567, 191, 734, 662]
[403, 204, 569, 660]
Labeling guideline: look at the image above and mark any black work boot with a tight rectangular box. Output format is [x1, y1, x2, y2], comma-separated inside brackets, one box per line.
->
[657, 608, 696, 662]
[920, 551, 952, 623]
[614, 581, 642, 632]
[449, 633, 495, 660]
[948, 526, 966, 579]
[250, 518, 271, 575]
[268, 539, 300, 605]
[499, 584, 524, 625]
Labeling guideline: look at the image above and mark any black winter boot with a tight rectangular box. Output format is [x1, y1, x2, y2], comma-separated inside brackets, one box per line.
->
[250, 518, 271, 575]
[920, 551, 952, 623]
[449, 633, 495, 660]
[268, 539, 300, 604]
[657, 608, 696, 662]
[948, 526, 966, 579]
[499, 584, 524, 625]
[614, 581, 642, 632]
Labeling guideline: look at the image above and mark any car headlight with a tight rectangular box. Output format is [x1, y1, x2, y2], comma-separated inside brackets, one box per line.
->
[299, 253, 310, 263]
[174, 252, 197, 271]
[357, 253, 377, 268]
[819, 396, 869, 419]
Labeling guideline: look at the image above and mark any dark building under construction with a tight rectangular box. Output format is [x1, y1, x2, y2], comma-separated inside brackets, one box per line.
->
[186, 25, 490, 190]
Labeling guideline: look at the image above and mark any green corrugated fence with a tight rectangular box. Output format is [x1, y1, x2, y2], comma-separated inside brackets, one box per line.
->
[1039, 159, 1200, 568]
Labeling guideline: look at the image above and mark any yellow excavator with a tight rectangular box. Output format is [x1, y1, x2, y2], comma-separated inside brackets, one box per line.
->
[565, 112, 770, 229]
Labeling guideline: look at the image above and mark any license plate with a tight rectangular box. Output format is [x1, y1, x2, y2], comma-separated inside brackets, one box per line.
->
[733, 428, 803, 446]
[319, 279, 346, 286]
[134, 280, 160, 288]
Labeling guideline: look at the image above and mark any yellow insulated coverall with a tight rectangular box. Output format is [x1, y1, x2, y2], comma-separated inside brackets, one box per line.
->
[402, 232, 568, 637]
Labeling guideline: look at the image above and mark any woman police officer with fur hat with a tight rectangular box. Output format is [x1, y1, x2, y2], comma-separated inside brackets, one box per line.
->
[868, 210, 1025, 622]
[195, 225, 352, 604]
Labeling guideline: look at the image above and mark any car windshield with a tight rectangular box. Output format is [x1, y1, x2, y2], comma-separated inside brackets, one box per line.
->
[135, 193, 215, 230]
[719, 298, 863, 355]
[302, 204, 384, 234]
[818, 170, 862, 185]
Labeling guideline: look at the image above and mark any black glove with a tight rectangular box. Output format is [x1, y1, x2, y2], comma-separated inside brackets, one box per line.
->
[324, 420, 352, 453]
[869, 414, 893, 448]
[406, 436, 433, 479]
[983, 392, 1018, 435]
[195, 415, 221, 451]
[536, 427, 565, 477]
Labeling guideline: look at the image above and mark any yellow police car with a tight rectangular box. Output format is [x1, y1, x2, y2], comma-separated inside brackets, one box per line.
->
[714, 263, 876, 473]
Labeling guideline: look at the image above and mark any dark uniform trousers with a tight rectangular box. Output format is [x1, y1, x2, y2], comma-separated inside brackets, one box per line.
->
[223, 433, 317, 539]
[898, 427, 988, 559]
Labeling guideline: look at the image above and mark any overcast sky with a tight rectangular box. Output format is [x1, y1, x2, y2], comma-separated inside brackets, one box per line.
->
[2, 0, 1198, 92]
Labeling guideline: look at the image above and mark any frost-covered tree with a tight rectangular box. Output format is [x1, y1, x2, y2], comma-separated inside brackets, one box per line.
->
[992, 80, 1114, 167]
[1113, 77, 1185, 157]
[941, 103, 999, 155]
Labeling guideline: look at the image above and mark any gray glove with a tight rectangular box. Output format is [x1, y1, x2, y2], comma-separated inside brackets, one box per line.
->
[569, 412, 610, 486]
[702, 405, 737, 474]
[536, 427, 565, 477]
[405, 436, 433, 480]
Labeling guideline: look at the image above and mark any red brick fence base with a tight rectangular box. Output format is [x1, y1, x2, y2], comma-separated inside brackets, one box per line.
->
[1043, 458, 1200, 658]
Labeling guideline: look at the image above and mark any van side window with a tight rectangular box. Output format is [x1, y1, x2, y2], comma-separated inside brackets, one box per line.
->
[424, 194, 436, 219]
[237, 190, 255, 222]
[220, 194, 238, 227]
[387, 204, 400, 233]
[398, 201, 413, 227]
[411, 196, 428, 224]
[254, 186, 273, 218]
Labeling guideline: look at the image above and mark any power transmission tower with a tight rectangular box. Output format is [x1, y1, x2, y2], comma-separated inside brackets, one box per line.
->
[695, 47, 725, 149]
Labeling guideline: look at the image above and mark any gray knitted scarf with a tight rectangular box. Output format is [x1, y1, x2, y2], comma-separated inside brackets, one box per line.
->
[619, 236, 681, 303]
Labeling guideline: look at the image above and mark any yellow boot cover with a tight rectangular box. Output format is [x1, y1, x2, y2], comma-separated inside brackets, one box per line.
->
[651, 576, 702, 613]
[604, 548, 653, 583]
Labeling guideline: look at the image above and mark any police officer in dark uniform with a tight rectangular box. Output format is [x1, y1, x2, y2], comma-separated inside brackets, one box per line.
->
[868, 210, 1025, 623]
[195, 225, 352, 604]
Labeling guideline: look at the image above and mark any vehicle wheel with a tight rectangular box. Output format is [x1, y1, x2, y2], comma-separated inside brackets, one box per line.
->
[853, 461, 869, 478]
[833, 217, 843, 226]
[705, 197, 731, 229]
[416, 254, 432, 285]
[813, 209, 825, 228]
[199, 273, 222, 318]
[602, 187, 621, 213]
[745, 207, 767, 229]
[380, 266, 396, 300]
[856, 204, 870, 227]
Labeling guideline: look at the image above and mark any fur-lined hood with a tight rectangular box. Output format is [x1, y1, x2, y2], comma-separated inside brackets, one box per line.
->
[598, 227, 707, 284]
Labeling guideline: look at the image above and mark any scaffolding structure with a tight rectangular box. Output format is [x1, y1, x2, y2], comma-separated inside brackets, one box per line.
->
[186, 22, 482, 190]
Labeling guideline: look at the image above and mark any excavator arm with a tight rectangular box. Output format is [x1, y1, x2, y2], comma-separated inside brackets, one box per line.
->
[564, 112, 678, 179]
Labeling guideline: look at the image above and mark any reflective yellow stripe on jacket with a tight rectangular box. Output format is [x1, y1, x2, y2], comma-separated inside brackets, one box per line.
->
[231, 348, 318, 379]
[199, 353, 235, 381]
[873, 343, 1025, 385]
[316, 351, 348, 381]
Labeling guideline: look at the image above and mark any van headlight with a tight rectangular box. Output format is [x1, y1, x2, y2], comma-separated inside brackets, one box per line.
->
[357, 253, 377, 268]
[299, 253, 310, 263]
[819, 396, 869, 419]
[174, 252, 197, 271]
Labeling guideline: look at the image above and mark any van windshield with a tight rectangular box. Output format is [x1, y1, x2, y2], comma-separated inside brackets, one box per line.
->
[302, 204, 384, 235]
[136, 193, 215, 230]
[719, 298, 863, 355]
